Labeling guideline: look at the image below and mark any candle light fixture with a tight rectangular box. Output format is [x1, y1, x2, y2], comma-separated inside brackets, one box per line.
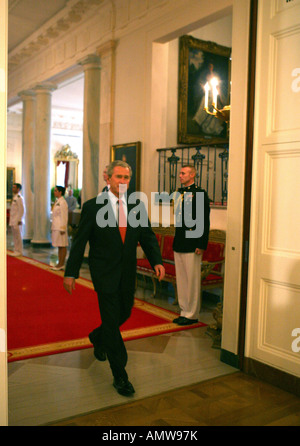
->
[203, 76, 231, 123]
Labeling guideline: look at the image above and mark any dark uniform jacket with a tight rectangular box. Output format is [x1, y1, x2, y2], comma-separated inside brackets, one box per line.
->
[173, 183, 210, 253]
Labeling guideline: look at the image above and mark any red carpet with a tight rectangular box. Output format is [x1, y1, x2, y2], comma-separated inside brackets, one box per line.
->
[7, 254, 206, 362]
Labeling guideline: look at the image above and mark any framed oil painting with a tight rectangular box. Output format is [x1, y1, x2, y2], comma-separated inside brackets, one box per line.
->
[178, 35, 231, 144]
[111, 141, 141, 196]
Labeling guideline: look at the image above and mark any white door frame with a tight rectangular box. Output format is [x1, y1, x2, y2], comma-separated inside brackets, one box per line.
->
[0, 0, 8, 427]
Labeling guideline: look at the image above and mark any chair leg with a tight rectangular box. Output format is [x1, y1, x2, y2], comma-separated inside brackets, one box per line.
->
[151, 276, 157, 297]
[172, 282, 178, 305]
[136, 273, 148, 300]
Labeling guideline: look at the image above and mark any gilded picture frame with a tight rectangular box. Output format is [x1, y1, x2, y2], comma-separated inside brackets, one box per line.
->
[178, 35, 231, 144]
[111, 141, 141, 195]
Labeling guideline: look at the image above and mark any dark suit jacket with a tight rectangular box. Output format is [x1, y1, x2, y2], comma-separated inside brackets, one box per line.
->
[173, 183, 210, 253]
[64, 193, 162, 297]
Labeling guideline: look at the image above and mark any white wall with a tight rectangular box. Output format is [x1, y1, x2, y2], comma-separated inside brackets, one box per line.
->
[112, 12, 233, 196]
[114, 32, 146, 145]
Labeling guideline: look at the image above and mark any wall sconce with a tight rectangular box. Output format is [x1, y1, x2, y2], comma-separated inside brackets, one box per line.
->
[203, 77, 231, 124]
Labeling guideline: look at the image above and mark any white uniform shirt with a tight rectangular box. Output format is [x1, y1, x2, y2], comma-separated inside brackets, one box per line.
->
[9, 193, 25, 226]
[107, 190, 128, 223]
[51, 196, 69, 232]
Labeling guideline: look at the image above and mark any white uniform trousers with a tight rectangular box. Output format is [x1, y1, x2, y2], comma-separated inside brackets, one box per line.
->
[11, 225, 23, 255]
[174, 251, 202, 320]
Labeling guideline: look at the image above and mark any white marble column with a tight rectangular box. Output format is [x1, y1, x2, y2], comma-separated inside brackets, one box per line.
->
[31, 82, 57, 246]
[97, 40, 116, 190]
[78, 54, 101, 204]
[18, 89, 36, 241]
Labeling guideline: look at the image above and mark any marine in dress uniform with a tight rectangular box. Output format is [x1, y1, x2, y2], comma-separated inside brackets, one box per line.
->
[172, 166, 210, 326]
[9, 183, 25, 256]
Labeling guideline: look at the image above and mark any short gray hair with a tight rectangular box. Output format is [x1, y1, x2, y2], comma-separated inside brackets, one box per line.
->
[107, 160, 132, 178]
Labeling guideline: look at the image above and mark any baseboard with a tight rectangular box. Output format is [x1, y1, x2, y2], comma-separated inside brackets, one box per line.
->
[220, 348, 239, 369]
[30, 242, 52, 248]
[243, 357, 300, 397]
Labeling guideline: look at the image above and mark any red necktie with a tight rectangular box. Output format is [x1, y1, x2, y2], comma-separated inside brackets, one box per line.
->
[117, 199, 127, 243]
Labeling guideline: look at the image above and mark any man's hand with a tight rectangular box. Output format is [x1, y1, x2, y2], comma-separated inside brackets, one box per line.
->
[154, 264, 165, 282]
[195, 248, 204, 256]
[63, 277, 76, 294]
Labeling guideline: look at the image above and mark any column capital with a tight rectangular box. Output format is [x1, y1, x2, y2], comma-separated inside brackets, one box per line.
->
[33, 82, 57, 94]
[18, 89, 36, 100]
[78, 54, 101, 71]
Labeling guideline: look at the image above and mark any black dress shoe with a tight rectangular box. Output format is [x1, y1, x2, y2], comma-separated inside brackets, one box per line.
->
[113, 377, 135, 397]
[88, 334, 106, 361]
[173, 316, 185, 324]
[177, 317, 198, 326]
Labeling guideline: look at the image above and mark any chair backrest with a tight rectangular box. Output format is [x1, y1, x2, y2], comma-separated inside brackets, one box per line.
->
[138, 233, 161, 248]
[155, 233, 162, 247]
[209, 229, 226, 244]
[161, 235, 174, 261]
[202, 241, 225, 272]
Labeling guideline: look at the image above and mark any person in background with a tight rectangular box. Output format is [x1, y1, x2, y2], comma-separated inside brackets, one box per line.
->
[9, 183, 25, 256]
[65, 187, 78, 211]
[102, 165, 110, 192]
[51, 185, 69, 271]
[172, 165, 210, 326]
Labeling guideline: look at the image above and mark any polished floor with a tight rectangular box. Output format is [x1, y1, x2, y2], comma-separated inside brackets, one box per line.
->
[7, 233, 237, 426]
[51, 372, 300, 426]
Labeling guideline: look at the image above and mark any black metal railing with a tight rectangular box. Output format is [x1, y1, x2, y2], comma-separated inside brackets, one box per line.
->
[157, 144, 229, 206]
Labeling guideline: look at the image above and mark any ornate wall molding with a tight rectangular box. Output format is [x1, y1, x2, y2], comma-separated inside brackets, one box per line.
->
[8, 0, 105, 72]
[8, 0, 172, 104]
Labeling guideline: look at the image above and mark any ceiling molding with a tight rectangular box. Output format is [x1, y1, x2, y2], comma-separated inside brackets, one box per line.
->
[8, 0, 105, 72]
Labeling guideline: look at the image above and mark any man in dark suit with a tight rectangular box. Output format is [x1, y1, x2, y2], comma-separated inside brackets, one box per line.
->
[63, 161, 165, 396]
[172, 165, 210, 326]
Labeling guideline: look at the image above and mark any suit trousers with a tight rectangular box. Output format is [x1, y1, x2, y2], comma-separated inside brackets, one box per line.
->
[174, 251, 202, 320]
[90, 287, 134, 380]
